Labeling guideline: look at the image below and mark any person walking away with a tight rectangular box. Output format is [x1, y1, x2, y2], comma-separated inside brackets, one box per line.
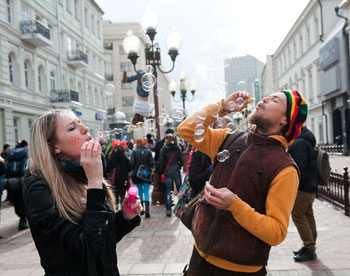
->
[130, 137, 154, 218]
[159, 134, 184, 217]
[188, 149, 212, 196]
[5, 139, 29, 230]
[107, 143, 130, 209]
[23, 109, 142, 275]
[288, 126, 318, 262]
[0, 155, 6, 239]
[178, 90, 308, 275]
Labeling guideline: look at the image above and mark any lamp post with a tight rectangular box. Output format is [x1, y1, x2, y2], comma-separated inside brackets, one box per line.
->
[123, 6, 181, 205]
[122, 6, 181, 141]
[169, 69, 196, 111]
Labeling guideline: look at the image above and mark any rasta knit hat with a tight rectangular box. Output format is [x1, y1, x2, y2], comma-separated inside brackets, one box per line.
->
[281, 90, 308, 146]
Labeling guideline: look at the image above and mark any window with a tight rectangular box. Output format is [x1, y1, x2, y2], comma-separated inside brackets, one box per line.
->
[50, 71, 56, 91]
[119, 45, 126, 55]
[24, 62, 29, 88]
[66, 0, 71, 13]
[21, 4, 30, 21]
[91, 14, 95, 33]
[84, 8, 89, 28]
[13, 118, 20, 143]
[67, 36, 72, 52]
[8, 55, 14, 83]
[97, 20, 100, 38]
[122, 96, 134, 106]
[28, 118, 32, 130]
[306, 26, 311, 48]
[120, 62, 132, 72]
[74, 0, 79, 19]
[38, 67, 43, 92]
[7, 0, 12, 24]
[122, 82, 133, 89]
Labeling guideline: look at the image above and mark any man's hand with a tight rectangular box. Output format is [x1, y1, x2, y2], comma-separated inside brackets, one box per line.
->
[204, 185, 236, 210]
[223, 91, 250, 112]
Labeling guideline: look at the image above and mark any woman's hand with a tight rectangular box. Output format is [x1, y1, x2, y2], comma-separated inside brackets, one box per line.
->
[80, 140, 103, 189]
[121, 195, 143, 220]
[223, 91, 250, 112]
[204, 185, 236, 210]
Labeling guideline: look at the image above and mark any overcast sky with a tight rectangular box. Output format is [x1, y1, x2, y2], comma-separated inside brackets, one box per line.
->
[96, 0, 310, 112]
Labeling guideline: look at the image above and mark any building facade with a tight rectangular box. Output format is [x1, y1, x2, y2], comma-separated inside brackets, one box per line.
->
[103, 21, 172, 138]
[0, 0, 107, 147]
[270, 0, 343, 147]
[224, 55, 264, 101]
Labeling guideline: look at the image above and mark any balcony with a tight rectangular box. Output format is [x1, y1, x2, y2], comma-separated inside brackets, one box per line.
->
[67, 50, 88, 68]
[105, 74, 114, 81]
[50, 90, 81, 107]
[20, 20, 52, 47]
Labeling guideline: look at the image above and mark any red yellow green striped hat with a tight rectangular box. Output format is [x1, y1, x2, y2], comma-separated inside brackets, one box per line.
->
[281, 90, 308, 146]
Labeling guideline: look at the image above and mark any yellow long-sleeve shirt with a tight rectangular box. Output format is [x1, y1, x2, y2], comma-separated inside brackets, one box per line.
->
[177, 102, 299, 272]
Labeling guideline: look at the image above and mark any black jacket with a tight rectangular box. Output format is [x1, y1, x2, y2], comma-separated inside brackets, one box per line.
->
[159, 144, 184, 173]
[188, 150, 212, 195]
[288, 127, 318, 193]
[129, 147, 154, 184]
[106, 150, 129, 186]
[23, 166, 141, 276]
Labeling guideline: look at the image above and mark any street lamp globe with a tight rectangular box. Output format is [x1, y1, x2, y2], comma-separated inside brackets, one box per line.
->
[122, 30, 140, 55]
[179, 68, 187, 81]
[189, 79, 196, 92]
[168, 79, 177, 93]
[166, 27, 182, 52]
[142, 6, 158, 33]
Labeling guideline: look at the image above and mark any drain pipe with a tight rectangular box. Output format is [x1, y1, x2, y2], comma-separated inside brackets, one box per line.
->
[55, 0, 63, 90]
[317, 0, 324, 42]
[322, 100, 329, 144]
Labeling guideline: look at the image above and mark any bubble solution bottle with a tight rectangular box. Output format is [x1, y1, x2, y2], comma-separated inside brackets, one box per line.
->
[125, 187, 138, 212]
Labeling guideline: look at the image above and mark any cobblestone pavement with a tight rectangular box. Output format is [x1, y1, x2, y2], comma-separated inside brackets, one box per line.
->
[0, 156, 349, 275]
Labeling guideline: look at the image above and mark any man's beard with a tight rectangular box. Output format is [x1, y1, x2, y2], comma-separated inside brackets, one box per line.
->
[248, 111, 275, 133]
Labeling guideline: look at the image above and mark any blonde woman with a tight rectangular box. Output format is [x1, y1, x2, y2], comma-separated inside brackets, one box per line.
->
[23, 109, 142, 276]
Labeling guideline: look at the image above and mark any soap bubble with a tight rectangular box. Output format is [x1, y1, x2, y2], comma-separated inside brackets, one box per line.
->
[144, 65, 154, 74]
[96, 131, 104, 140]
[215, 117, 225, 128]
[155, 87, 164, 97]
[104, 83, 115, 96]
[141, 73, 156, 90]
[145, 118, 155, 130]
[222, 149, 230, 160]
[193, 110, 207, 125]
[217, 151, 226, 162]
[136, 122, 144, 128]
[194, 124, 206, 142]
[237, 80, 247, 92]
[226, 122, 236, 132]
[171, 107, 186, 122]
[157, 115, 167, 126]
[160, 107, 168, 117]
[209, 103, 220, 118]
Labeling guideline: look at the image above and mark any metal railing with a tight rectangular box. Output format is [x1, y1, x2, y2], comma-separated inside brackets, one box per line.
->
[50, 90, 79, 103]
[67, 50, 88, 64]
[105, 74, 114, 81]
[20, 20, 50, 40]
[318, 144, 345, 155]
[317, 167, 350, 216]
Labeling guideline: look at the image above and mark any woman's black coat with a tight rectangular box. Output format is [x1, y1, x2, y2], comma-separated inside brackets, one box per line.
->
[23, 167, 140, 276]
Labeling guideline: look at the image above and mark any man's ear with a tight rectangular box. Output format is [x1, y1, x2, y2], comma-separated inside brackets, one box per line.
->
[54, 146, 61, 154]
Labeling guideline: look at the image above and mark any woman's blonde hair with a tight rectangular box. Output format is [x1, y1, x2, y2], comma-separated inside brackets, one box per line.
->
[28, 109, 114, 224]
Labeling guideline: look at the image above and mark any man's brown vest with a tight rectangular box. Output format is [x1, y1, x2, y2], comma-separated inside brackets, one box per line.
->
[192, 131, 298, 266]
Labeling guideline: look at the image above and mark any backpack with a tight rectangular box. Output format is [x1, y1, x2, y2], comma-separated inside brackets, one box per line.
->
[5, 148, 28, 177]
[315, 147, 331, 186]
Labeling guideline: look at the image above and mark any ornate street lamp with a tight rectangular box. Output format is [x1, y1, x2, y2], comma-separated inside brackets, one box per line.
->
[169, 69, 196, 110]
[123, 6, 181, 205]
[122, 6, 181, 141]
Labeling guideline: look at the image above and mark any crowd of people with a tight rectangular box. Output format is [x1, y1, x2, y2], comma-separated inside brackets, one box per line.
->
[0, 87, 325, 275]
